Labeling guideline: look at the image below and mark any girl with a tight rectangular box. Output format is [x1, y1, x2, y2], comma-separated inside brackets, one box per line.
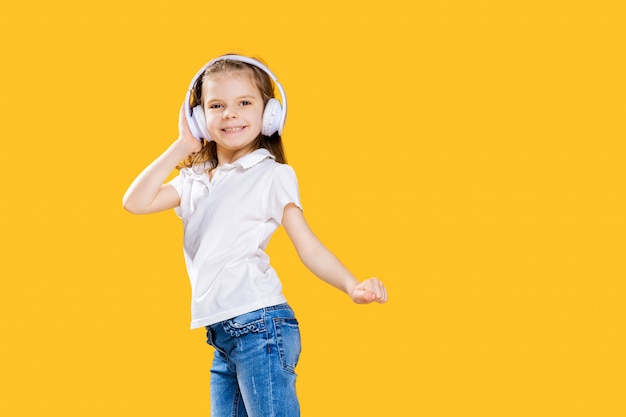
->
[122, 54, 387, 417]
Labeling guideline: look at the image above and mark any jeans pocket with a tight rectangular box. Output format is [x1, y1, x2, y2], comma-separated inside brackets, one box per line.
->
[273, 318, 301, 373]
[222, 316, 266, 337]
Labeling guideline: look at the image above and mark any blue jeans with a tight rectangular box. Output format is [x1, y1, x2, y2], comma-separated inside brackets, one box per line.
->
[205, 304, 301, 417]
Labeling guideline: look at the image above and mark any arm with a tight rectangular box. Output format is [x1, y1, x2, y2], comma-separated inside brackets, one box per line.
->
[122, 106, 202, 214]
[282, 203, 388, 304]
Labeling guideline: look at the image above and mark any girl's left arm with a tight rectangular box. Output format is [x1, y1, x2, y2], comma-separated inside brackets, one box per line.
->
[282, 203, 388, 304]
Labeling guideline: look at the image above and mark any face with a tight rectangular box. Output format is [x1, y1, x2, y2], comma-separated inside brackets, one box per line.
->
[202, 71, 264, 162]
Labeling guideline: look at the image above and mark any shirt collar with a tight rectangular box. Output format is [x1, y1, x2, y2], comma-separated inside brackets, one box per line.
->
[229, 148, 275, 170]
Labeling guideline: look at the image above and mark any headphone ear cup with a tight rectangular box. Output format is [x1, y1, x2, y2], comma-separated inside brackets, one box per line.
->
[261, 98, 282, 137]
[190, 105, 212, 141]
[187, 105, 203, 139]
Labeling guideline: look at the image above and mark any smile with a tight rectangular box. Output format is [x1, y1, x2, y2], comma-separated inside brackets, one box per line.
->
[222, 126, 246, 132]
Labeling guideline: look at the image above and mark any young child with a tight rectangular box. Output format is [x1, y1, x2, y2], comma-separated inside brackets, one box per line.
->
[122, 54, 387, 417]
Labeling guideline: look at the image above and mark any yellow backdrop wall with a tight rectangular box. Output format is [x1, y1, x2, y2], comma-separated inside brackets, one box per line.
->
[1, 1, 624, 416]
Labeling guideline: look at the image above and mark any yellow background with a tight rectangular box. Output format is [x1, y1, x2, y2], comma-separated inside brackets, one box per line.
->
[1, 1, 624, 415]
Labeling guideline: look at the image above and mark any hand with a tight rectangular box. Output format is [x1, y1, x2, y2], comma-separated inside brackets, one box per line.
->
[178, 104, 203, 154]
[351, 277, 388, 304]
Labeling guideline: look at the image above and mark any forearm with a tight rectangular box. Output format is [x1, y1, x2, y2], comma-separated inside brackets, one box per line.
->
[298, 242, 360, 296]
[122, 139, 192, 213]
[282, 204, 387, 304]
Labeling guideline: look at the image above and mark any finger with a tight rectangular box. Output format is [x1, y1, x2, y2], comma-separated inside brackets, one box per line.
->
[367, 279, 387, 303]
[365, 278, 383, 296]
[379, 283, 388, 303]
[380, 285, 388, 303]
[353, 288, 376, 304]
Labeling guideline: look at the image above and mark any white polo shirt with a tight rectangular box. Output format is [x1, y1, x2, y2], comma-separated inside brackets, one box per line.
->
[168, 148, 301, 329]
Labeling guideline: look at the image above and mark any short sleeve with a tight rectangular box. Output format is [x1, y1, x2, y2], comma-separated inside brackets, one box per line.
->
[267, 164, 301, 224]
[168, 172, 184, 197]
[166, 171, 185, 218]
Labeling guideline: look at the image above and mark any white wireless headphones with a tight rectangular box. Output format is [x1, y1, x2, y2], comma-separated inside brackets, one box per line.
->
[184, 55, 287, 141]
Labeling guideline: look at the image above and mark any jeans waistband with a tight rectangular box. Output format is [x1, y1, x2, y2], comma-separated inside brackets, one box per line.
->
[262, 303, 291, 312]
[206, 303, 292, 330]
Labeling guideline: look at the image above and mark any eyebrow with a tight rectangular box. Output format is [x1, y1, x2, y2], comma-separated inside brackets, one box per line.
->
[206, 95, 258, 102]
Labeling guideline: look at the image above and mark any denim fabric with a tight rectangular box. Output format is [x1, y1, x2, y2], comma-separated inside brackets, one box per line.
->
[206, 304, 301, 417]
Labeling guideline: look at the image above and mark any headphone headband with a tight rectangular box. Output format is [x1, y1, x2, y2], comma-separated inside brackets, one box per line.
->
[184, 55, 287, 139]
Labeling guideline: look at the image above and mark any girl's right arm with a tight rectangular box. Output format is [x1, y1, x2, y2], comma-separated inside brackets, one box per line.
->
[122, 106, 202, 214]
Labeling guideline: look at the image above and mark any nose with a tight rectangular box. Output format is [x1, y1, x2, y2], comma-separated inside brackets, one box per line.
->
[222, 106, 238, 119]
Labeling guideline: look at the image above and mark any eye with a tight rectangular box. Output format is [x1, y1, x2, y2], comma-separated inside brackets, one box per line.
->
[208, 103, 223, 110]
[240, 100, 252, 106]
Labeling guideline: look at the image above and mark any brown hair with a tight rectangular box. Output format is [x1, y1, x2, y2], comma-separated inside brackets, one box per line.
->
[178, 56, 286, 169]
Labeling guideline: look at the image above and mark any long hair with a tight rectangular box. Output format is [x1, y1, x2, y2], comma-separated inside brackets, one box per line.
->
[178, 56, 286, 169]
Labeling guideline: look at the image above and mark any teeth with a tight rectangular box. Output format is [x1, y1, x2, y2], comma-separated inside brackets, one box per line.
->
[224, 127, 244, 132]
